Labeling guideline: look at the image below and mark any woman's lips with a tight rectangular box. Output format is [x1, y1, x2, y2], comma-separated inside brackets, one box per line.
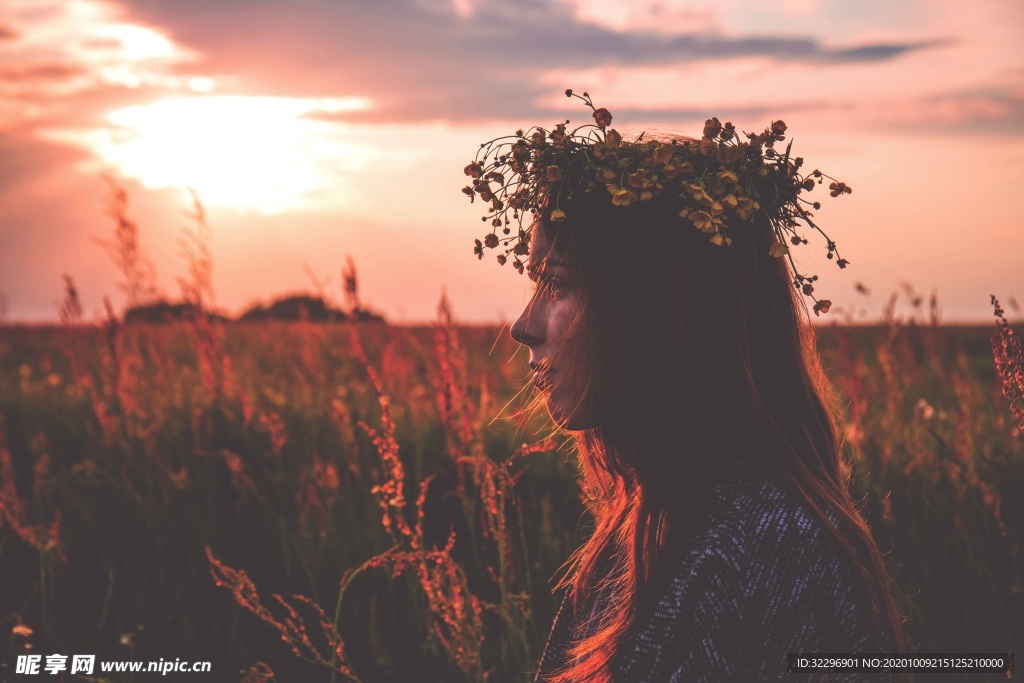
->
[530, 361, 554, 390]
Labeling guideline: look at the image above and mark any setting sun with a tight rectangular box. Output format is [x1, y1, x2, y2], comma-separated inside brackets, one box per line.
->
[45, 95, 376, 213]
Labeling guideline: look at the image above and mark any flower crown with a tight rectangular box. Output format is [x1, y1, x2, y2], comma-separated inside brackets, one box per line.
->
[463, 90, 853, 315]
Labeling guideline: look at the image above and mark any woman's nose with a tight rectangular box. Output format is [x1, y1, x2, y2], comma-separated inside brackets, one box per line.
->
[510, 301, 542, 346]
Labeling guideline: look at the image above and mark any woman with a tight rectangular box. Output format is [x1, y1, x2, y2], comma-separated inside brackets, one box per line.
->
[464, 91, 906, 682]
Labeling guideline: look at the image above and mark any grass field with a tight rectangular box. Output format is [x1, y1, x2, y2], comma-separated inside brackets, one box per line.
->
[1, 297, 1022, 682]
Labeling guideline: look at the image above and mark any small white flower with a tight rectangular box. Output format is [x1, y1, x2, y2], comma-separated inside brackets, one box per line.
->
[914, 398, 935, 421]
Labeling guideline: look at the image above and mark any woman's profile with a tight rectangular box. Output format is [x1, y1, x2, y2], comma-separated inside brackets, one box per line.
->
[464, 91, 906, 682]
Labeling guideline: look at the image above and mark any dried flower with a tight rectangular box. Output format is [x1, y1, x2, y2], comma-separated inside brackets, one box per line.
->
[689, 210, 715, 232]
[612, 188, 636, 207]
[703, 117, 723, 139]
[829, 181, 852, 197]
[653, 142, 674, 165]
[991, 295, 1024, 432]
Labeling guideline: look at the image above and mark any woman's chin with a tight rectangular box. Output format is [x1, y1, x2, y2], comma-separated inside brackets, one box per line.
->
[547, 399, 597, 431]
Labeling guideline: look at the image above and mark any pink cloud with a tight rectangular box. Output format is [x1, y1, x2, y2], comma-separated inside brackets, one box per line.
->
[552, 0, 719, 37]
[865, 95, 1011, 125]
[0, 0, 204, 128]
[0, 64, 84, 82]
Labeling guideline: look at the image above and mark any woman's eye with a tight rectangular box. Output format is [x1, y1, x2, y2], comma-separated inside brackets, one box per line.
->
[535, 276, 566, 298]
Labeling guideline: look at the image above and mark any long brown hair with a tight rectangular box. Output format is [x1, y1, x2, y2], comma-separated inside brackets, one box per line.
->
[525, 149, 908, 682]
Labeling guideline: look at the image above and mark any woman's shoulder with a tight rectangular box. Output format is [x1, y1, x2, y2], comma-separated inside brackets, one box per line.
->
[678, 472, 872, 630]
[702, 471, 845, 556]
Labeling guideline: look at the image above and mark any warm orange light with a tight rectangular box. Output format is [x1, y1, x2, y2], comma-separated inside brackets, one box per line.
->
[45, 95, 375, 213]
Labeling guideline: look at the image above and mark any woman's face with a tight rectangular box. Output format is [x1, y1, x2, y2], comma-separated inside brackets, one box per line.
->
[510, 225, 598, 430]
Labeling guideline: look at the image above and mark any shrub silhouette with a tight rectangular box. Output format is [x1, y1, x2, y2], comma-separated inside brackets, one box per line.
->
[239, 295, 385, 323]
[124, 299, 231, 324]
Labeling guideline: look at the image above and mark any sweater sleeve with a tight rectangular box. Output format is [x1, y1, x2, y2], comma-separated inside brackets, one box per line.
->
[669, 487, 893, 682]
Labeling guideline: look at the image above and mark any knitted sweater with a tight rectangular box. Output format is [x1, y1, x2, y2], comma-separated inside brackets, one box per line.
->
[534, 472, 894, 682]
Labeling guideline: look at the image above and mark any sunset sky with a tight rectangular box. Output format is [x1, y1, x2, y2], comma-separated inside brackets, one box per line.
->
[1, 0, 1021, 325]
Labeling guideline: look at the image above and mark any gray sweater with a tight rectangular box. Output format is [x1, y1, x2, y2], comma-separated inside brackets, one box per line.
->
[534, 472, 894, 682]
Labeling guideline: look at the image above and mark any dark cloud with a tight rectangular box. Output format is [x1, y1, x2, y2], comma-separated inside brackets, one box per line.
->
[462, 5, 947, 67]
[0, 24, 18, 40]
[111, 0, 946, 124]
[823, 39, 952, 62]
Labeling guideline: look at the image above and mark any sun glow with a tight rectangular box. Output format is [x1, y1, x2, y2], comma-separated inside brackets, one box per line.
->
[42, 95, 376, 213]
